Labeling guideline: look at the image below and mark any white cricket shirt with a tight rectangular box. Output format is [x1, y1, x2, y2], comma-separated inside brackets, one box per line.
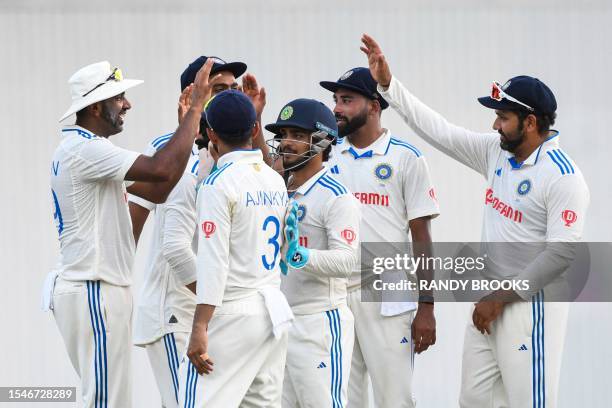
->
[281, 168, 361, 315]
[196, 149, 289, 306]
[50, 125, 140, 286]
[327, 129, 440, 293]
[380, 76, 590, 299]
[133, 134, 200, 345]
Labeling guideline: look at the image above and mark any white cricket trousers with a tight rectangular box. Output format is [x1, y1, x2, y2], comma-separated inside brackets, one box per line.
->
[460, 291, 569, 408]
[52, 278, 132, 407]
[145, 332, 189, 408]
[282, 305, 355, 408]
[347, 289, 416, 408]
[178, 294, 288, 408]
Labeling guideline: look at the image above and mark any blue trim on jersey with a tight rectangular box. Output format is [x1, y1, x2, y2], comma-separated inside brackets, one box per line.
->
[508, 156, 523, 170]
[152, 132, 174, 147]
[347, 147, 373, 159]
[302, 171, 328, 196]
[204, 162, 233, 185]
[322, 175, 347, 194]
[531, 290, 545, 408]
[87, 281, 108, 408]
[62, 128, 94, 139]
[546, 151, 566, 175]
[551, 150, 570, 174]
[164, 334, 179, 403]
[190, 160, 199, 176]
[386, 137, 422, 157]
[51, 189, 64, 235]
[153, 136, 173, 150]
[317, 177, 343, 196]
[554, 150, 574, 174]
[326, 309, 343, 408]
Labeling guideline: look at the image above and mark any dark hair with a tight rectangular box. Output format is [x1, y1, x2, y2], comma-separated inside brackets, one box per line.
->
[516, 109, 557, 134]
[216, 127, 253, 147]
[323, 144, 332, 161]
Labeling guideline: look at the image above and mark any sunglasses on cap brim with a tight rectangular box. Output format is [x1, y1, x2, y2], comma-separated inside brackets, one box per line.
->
[491, 81, 534, 112]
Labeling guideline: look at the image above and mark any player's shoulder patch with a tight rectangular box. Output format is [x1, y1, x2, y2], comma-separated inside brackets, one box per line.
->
[545, 148, 576, 176]
[150, 132, 174, 151]
[316, 174, 348, 197]
[203, 162, 233, 185]
[386, 137, 422, 158]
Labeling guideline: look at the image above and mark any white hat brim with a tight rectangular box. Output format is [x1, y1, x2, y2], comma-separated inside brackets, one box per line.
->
[59, 78, 144, 122]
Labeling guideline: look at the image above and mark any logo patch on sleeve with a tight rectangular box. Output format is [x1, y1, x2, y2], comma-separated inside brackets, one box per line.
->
[201, 221, 216, 238]
[561, 210, 577, 227]
[341, 228, 356, 245]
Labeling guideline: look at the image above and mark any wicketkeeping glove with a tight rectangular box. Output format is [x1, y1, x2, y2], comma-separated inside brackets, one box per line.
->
[282, 202, 309, 272]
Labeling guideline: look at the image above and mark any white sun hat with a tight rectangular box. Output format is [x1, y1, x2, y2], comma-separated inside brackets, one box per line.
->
[59, 61, 143, 122]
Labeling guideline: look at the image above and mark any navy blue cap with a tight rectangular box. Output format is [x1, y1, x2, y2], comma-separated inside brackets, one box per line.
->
[180, 56, 247, 91]
[320, 67, 389, 110]
[478, 75, 557, 115]
[205, 90, 256, 136]
[265, 98, 338, 139]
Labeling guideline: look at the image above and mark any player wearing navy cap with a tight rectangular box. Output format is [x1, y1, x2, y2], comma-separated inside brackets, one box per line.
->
[266, 98, 361, 407]
[320, 66, 440, 407]
[179, 90, 293, 407]
[361, 34, 589, 408]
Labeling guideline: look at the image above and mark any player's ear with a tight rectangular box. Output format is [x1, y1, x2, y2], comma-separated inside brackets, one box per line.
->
[252, 121, 261, 138]
[206, 128, 219, 144]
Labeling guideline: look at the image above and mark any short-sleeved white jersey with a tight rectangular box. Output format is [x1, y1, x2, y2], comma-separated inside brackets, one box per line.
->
[380, 76, 590, 298]
[133, 134, 200, 345]
[196, 149, 289, 306]
[326, 129, 440, 291]
[281, 168, 361, 315]
[50, 125, 140, 286]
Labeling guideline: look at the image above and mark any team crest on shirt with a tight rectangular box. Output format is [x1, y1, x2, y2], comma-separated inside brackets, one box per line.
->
[297, 204, 307, 222]
[374, 163, 393, 180]
[517, 179, 532, 196]
[201, 221, 216, 238]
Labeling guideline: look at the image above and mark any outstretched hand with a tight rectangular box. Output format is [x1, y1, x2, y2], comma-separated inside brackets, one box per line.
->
[177, 84, 193, 124]
[242, 73, 267, 117]
[190, 59, 220, 112]
[360, 33, 392, 89]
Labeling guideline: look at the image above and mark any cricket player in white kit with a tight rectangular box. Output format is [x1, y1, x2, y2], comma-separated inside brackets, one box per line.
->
[265, 98, 361, 407]
[129, 56, 249, 408]
[178, 90, 293, 407]
[47, 59, 216, 407]
[360, 34, 589, 407]
[319, 68, 440, 407]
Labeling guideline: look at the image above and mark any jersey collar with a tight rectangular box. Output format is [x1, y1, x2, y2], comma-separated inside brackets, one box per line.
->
[61, 124, 98, 139]
[507, 130, 560, 170]
[289, 167, 328, 197]
[339, 129, 391, 159]
[217, 148, 262, 167]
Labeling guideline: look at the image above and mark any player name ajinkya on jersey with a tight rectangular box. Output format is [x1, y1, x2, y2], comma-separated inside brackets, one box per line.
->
[245, 190, 289, 207]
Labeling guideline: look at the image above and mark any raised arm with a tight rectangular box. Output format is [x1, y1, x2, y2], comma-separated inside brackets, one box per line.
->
[360, 33, 497, 177]
[126, 59, 216, 203]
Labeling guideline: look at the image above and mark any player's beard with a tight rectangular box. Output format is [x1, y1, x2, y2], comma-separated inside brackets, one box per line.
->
[499, 124, 526, 153]
[282, 147, 312, 173]
[100, 102, 125, 135]
[336, 106, 368, 137]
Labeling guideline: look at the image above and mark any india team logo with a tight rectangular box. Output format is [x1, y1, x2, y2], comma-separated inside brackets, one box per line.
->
[340, 70, 353, 80]
[280, 105, 293, 120]
[297, 204, 307, 222]
[374, 163, 392, 180]
[562, 210, 578, 227]
[517, 179, 531, 196]
[201, 221, 216, 238]
[341, 228, 356, 245]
